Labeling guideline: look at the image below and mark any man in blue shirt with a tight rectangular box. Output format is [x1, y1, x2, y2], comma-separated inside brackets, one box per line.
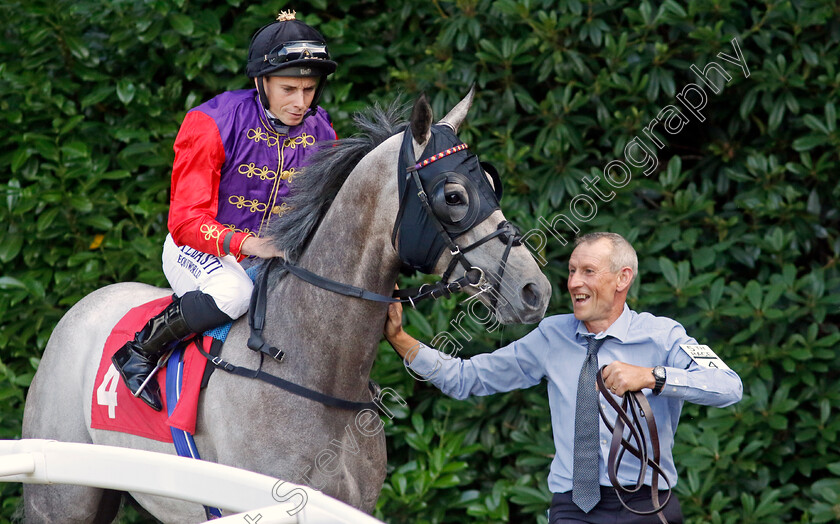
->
[384, 232, 742, 523]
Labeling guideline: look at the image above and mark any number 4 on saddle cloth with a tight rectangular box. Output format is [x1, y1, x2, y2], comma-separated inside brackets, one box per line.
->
[91, 296, 221, 445]
[91, 295, 228, 519]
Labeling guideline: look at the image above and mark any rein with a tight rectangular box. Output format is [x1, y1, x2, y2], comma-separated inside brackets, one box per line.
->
[596, 366, 672, 523]
[195, 337, 380, 412]
[230, 254, 482, 412]
[193, 257, 381, 412]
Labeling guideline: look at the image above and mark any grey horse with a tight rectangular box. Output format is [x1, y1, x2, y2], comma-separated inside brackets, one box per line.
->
[21, 90, 552, 523]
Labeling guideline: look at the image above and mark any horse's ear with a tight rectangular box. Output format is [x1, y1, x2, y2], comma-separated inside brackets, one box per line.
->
[410, 93, 433, 145]
[439, 85, 475, 133]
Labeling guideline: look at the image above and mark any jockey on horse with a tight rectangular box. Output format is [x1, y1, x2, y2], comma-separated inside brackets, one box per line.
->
[112, 10, 338, 412]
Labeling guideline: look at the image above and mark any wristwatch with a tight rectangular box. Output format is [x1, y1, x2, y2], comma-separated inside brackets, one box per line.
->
[652, 366, 666, 395]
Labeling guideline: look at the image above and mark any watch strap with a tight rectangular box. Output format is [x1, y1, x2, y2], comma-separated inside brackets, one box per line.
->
[652, 366, 666, 395]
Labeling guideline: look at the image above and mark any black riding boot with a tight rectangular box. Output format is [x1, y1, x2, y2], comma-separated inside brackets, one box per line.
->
[112, 297, 193, 411]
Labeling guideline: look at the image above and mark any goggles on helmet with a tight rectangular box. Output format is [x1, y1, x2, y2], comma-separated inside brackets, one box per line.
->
[263, 41, 330, 66]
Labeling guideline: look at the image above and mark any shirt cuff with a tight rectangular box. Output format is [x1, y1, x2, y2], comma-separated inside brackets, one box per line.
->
[407, 343, 442, 377]
[230, 232, 253, 261]
[661, 367, 689, 398]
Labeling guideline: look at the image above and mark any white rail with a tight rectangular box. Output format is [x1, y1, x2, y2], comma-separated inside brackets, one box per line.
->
[0, 439, 385, 524]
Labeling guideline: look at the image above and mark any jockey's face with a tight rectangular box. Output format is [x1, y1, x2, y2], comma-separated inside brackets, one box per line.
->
[259, 76, 319, 126]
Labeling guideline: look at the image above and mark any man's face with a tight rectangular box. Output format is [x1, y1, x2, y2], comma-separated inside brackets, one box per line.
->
[261, 76, 319, 126]
[567, 239, 622, 329]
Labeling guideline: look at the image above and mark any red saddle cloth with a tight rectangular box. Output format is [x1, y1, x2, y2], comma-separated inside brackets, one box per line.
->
[90, 297, 209, 442]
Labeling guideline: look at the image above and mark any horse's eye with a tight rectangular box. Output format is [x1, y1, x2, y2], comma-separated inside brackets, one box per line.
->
[445, 192, 462, 205]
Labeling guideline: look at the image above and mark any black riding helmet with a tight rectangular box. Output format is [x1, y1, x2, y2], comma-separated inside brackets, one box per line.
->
[246, 11, 337, 121]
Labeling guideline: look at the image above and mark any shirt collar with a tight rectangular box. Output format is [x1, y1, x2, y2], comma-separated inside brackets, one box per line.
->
[575, 303, 632, 343]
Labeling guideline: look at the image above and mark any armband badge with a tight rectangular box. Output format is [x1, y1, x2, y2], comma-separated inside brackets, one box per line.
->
[679, 344, 731, 371]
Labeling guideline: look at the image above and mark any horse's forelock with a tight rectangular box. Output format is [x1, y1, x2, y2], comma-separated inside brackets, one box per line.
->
[265, 98, 410, 262]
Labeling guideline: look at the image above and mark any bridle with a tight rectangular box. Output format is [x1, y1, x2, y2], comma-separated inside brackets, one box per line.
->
[258, 123, 524, 311]
[596, 366, 672, 523]
[390, 124, 522, 309]
[201, 124, 525, 412]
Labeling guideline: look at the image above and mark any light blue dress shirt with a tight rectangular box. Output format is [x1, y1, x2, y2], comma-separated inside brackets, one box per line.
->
[407, 304, 743, 493]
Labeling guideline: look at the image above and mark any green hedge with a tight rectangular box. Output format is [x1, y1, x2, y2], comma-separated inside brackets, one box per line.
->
[1, 0, 838, 522]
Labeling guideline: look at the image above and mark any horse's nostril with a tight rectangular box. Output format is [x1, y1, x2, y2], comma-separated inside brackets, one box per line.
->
[521, 283, 539, 308]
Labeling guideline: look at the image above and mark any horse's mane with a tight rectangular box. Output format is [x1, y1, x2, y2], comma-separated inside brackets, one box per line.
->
[265, 98, 409, 262]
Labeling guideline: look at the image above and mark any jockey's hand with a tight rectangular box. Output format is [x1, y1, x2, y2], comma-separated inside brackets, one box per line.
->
[600, 361, 657, 397]
[241, 236, 285, 259]
[384, 285, 421, 363]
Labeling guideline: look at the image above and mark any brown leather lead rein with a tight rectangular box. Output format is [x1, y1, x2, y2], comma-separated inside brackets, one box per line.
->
[596, 365, 672, 524]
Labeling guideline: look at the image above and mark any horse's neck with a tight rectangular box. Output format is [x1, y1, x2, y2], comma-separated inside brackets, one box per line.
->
[299, 152, 400, 299]
[268, 150, 401, 394]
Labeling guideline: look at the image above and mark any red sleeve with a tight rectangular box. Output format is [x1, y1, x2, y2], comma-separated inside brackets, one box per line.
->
[168, 111, 252, 259]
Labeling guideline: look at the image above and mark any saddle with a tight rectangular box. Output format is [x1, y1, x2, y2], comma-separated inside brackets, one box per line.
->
[90, 296, 212, 442]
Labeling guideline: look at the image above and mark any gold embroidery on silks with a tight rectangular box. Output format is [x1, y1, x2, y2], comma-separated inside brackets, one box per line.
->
[222, 224, 253, 235]
[271, 203, 291, 216]
[228, 195, 269, 213]
[238, 162, 278, 181]
[247, 128, 280, 147]
[200, 224, 223, 241]
[260, 133, 284, 236]
[251, 131, 313, 235]
[279, 167, 297, 182]
[283, 134, 316, 149]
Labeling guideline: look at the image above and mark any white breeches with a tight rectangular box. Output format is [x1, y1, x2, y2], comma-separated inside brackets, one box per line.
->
[162, 234, 253, 319]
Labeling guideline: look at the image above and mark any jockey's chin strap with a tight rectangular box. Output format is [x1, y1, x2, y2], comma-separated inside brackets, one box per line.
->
[596, 366, 672, 523]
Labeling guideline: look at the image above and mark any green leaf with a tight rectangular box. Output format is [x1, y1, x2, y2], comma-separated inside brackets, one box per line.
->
[11, 148, 31, 173]
[768, 101, 785, 130]
[169, 13, 194, 36]
[792, 134, 829, 151]
[116, 79, 136, 104]
[405, 307, 434, 338]
[68, 195, 94, 213]
[63, 35, 90, 60]
[0, 232, 23, 264]
[61, 141, 90, 160]
[692, 246, 715, 270]
[825, 102, 836, 132]
[58, 115, 85, 135]
[744, 280, 762, 310]
[659, 257, 679, 288]
[101, 170, 132, 180]
[81, 86, 114, 108]
[36, 207, 61, 232]
[80, 215, 114, 230]
[803, 114, 829, 134]
[0, 276, 26, 289]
